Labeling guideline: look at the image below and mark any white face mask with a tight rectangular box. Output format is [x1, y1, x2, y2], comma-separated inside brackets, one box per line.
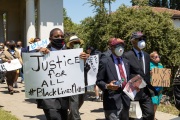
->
[73, 44, 80, 49]
[114, 46, 124, 57]
[138, 40, 146, 49]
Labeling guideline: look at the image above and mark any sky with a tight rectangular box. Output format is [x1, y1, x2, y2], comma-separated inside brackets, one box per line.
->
[64, 0, 132, 24]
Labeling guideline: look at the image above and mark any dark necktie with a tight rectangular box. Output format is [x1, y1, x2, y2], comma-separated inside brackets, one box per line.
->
[117, 58, 127, 88]
[138, 52, 144, 73]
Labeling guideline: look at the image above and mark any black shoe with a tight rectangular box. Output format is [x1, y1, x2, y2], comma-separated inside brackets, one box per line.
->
[9, 91, 14, 95]
[92, 98, 101, 102]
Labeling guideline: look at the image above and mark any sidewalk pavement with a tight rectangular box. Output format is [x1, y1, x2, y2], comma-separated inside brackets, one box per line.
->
[0, 79, 179, 120]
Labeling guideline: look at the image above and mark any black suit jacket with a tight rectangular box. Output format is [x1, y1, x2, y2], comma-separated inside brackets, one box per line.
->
[96, 54, 130, 110]
[36, 44, 69, 110]
[124, 49, 157, 97]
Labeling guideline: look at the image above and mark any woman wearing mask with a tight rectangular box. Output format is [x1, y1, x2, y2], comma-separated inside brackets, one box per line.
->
[66, 35, 85, 120]
[66, 35, 84, 49]
[1, 40, 22, 95]
[150, 51, 163, 120]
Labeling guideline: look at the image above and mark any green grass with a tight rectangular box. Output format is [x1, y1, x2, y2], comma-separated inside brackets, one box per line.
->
[157, 104, 179, 116]
[0, 108, 19, 120]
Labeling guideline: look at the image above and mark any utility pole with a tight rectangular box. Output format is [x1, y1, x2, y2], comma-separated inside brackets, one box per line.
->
[108, 0, 111, 14]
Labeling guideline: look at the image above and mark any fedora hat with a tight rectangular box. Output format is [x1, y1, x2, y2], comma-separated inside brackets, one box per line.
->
[66, 35, 84, 48]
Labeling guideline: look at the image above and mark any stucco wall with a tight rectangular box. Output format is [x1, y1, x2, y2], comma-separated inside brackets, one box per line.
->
[173, 19, 180, 28]
[37, 0, 63, 40]
[0, 0, 25, 43]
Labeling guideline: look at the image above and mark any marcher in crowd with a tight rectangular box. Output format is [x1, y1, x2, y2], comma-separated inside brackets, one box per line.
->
[16, 41, 24, 83]
[36, 28, 89, 120]
[86, 46, 102, 102]
[0, 43, 6, 83]
[0, 40, 22, 95]
[150, 51, 164, 120]
[96, 38, 130, 120]
[124, 32, 157, 120]
[66, 35, 86, 120]
[173, 66, 180, 116]
[4, 40, 10, 50]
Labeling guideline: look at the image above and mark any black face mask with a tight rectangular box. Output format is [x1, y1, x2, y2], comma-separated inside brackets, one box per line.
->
[17, 45, 20, 48]
[51, 38, 65, 49]
[9, 46, 15, 50]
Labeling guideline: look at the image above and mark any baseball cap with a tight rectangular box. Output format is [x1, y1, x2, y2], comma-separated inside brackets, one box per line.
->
[108, 38, 125, 46]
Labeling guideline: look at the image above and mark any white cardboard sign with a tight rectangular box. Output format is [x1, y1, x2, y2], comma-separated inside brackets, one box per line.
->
[22, 48, 85, 99]
[1, 59, 22, 71]
[29, 39, 49, 51]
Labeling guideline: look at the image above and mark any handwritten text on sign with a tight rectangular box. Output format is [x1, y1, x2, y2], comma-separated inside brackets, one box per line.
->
[29, 39, 49, 51]
[22, 49, 85, 99]
[0, 59, 22, 71]
[151, 68, 171, 87]
[86, 55, 99, 86]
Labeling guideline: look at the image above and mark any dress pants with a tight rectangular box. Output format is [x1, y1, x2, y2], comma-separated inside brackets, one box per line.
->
[68, 94, 85, 120]
[6, 70, 19, 92]
[104, 103, 129, 120]
[43, 108, 68, 120]
[129, 89, 154, 120]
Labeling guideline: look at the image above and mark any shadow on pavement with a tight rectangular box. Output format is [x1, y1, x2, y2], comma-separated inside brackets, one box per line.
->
[91, 108, 104, 112]
[171, 117, 180, 120]
[24, 115, 46, 120]
[96, 119, 105, 120]
[0, 90, 10, 94]
[24, 99, 37, 104]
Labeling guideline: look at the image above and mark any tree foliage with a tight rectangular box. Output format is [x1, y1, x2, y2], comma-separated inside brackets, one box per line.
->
[76, 5, 180, 78]
[63, 8, 79, 42]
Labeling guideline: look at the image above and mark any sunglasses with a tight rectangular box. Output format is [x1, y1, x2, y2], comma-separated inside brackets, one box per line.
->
[72, 41, 80, 44]
[153, 56, 161, 59]
[136, 37, 146, 41]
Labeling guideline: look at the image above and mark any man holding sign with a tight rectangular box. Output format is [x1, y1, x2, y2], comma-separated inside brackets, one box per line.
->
[1, 40, 22, 95]
[36, 28, 88, 120]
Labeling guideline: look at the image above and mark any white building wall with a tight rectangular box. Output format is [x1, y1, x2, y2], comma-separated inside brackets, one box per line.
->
[37, 0, 63, 40]
[173, 19, 180, 28]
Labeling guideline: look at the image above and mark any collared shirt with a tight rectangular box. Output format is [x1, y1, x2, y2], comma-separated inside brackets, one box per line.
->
[112, 54, 127, 82]
[133, 48, 145, 73]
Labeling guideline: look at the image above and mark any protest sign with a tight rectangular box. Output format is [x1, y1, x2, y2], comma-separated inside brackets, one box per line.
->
[0, 64, 7, 72]
[129, 101, 142, 119]
[151, 68, 171, 87]
[123, 75, 146, 101]
[29, 39, 49, 51]
[86, 55, 99, 86]
[2, 59, 22, 71]
[22, 48, 85, 99]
